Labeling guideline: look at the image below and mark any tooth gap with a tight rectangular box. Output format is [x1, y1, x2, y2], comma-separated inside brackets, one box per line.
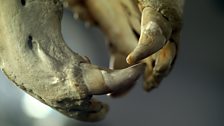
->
[133, 30, 140, 39]
[151, 60, 156, 67]
[108, 42, 114, 48]
[21, 0, 26, 6]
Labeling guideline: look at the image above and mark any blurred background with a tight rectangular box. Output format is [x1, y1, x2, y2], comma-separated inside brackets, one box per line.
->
[0, 0, 223, 126]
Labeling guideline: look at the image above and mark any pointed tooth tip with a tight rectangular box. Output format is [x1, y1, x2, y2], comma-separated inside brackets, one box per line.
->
[130, 6, 172, 63]
[127, 29, 167, 63]
[126, 54, 135, 64]
[102, 63, 145, 92]
[82, 63, 145, 95]
[126, 45, 149, 64]
[126, 53, 145, 65]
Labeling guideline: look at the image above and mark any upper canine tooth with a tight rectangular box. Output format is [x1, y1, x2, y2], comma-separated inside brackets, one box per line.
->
[126, 7, 172, 64]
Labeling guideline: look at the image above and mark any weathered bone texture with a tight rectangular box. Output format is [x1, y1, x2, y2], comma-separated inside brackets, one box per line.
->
[64, 0, 184, 93]
[0, 0, 145, 122]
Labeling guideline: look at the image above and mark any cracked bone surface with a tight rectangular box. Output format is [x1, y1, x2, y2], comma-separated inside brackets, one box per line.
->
[0, 0, 145, 122]
[64, 0, 184, 92]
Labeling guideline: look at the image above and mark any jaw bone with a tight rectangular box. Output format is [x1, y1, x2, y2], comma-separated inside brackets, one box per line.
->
[0, 0, 145, 121]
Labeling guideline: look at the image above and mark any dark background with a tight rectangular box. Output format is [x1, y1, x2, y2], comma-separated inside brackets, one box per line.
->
[0, 0, 223, 126]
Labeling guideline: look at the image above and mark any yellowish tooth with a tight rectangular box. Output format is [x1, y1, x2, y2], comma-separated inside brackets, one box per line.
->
[127, 7, 172, 64]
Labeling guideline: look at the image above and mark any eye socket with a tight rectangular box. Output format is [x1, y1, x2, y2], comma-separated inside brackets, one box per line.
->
[21, 0, 26, 6]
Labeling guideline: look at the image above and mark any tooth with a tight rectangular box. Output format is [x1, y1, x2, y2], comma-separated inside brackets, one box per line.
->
[82, 63, 145, 95]
[102, 63, 145, 92]
[126, 7, 172, 64]
[154, 41, 177, 74]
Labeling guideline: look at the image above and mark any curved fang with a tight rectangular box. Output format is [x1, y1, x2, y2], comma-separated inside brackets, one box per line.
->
[82, 63, 145, 95]
[127, 7, 172, 64]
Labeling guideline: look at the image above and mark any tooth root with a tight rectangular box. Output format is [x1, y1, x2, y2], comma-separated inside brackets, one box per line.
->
[82, 63, 145, 95]
[126, 7, 172, 64]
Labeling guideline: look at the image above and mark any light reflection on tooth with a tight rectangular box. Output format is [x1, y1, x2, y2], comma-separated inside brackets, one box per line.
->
[143, 21, 163, 35]
[106, 93, 111, 96]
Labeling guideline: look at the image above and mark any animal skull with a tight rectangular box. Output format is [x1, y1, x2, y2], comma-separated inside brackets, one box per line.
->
[64, 0, 184, 93]
[0, 0, 183, 122]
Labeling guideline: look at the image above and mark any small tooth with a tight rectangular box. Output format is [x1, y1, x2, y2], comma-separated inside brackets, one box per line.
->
[154, 41, 176, 74]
